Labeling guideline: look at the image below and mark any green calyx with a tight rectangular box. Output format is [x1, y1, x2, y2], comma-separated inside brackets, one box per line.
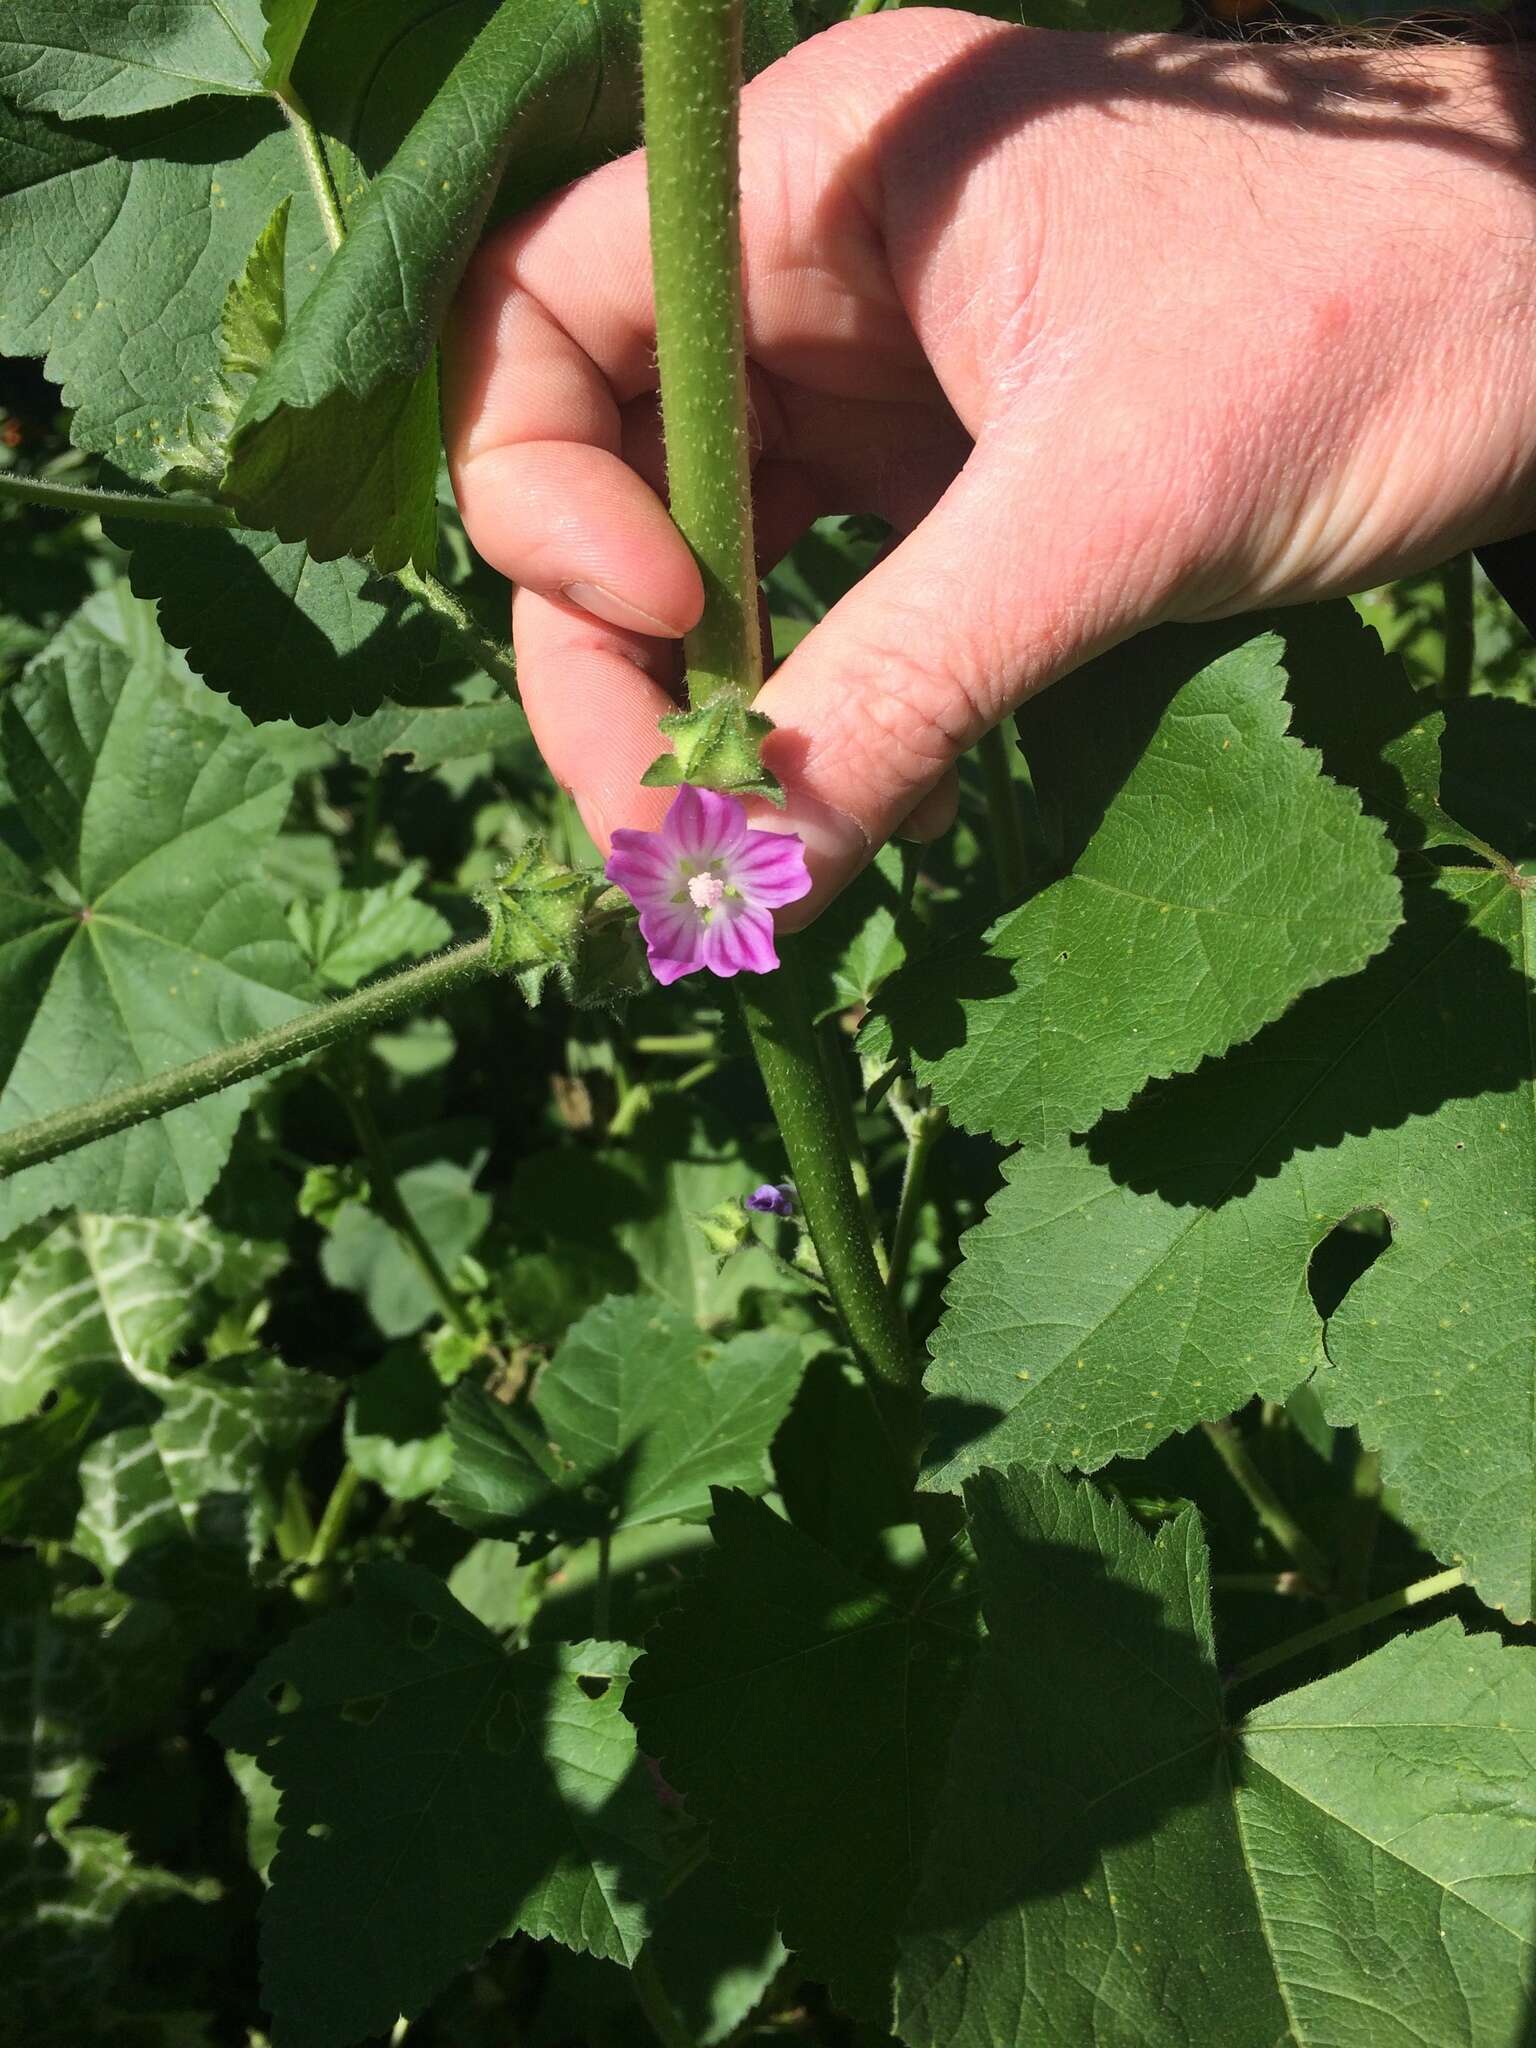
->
[478, 839, 648, 1007]
[642, 696, 784, 804]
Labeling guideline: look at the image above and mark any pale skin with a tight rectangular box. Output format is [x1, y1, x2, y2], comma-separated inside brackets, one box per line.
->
[446, 16, 1536, 923]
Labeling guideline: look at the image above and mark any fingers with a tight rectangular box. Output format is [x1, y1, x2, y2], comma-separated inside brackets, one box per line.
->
[754, 427, 1192, 918]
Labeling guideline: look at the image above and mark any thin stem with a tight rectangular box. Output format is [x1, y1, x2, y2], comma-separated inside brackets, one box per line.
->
[1212, 1571, 1320, 1596]
[594, 1529, 613, 1639]
[1439, 550, 1475, 700]
[338, 1068, 473, 1337]
[1225, 1566, 1466, 1690]
[634, 1032, 716, 1056]
[0, 939, 495, 1184]
[888, 1105, 947, 1299]
[738, 951, 921, 1465]
[306, 1463, 364, 1569]
[977, 722, 1029, 904]
[0, 470, 236, 527]
[1202, 1417, 1332, 1594]
[642, 0, 760, 711]
[632, 1949, 700, 2048]
[273, 1472, 318, 1563]
[396, 564, 520, 703]
[276, 89, 346, 251]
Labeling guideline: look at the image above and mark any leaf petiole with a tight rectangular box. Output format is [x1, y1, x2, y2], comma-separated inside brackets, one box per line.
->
[1224, 1565, 1467, 1689]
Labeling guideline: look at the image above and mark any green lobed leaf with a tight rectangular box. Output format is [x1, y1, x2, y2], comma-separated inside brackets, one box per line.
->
[343, 1343, 453, 1502]
[73, 1351, 339, 1594]
[435, 1295, 804, 1555]
[286, 867, 452, 990]
[0, 92, 331, 493]
[114, 516, 444, 723]
[0, 1210, 269, 1424]
[868, 624, 1401, 1148]
[320, 1154, 490, 1337]
[895, 1465, 1536, 2048]
[627, 1490, 982, 2022]
[0, 589, 312, 1232]
[921, 858, 1536, 1618]
[216, 1562, 673, 2048]
[0, 0, 271, 120]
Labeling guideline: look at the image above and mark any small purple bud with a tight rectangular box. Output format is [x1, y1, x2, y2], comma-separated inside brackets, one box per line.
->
[745, 1182, 796, 1217]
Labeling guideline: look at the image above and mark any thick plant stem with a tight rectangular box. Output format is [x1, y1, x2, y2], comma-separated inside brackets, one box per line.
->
[1439, 550, 1474, 700]
[594, 1530, 614, 1639]
[739, 955, 921, 1462]
[888, 1105, 948, 1299]
[977, 722, 1029, 904]
[1202, 1417, 1332, 1594]
[642, 0, 922, 1462]
[0, 940, 495, 1183]
[643, 0, 760, 711]
[1225, 1566, 1466, 1689]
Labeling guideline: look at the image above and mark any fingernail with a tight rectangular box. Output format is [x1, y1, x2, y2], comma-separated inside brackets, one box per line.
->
[751, 789, 871, 886]
[561, 580, 682, 638]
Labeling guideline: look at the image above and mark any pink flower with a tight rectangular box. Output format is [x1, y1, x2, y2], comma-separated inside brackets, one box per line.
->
[604, 786, 812, 986]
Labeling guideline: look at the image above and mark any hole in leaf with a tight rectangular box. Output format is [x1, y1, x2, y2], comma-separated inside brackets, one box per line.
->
[1308, 1207, 1393, 1319]
[341, 1694, 384, 1726]
[576, 1674, 612, 1702]
[485, 1692, 524, 1755]
[38, 1389, 58, 1415]
[267, 1680, 301, 1715]
[307, 1822, 332, 1842]
[408, 1613, 439, 1651]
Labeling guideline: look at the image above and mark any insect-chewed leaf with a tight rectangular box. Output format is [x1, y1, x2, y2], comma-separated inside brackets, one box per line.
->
[896, 1466, 1536, 2048]
[0, 589, 312, 1233]
[435, 1295, 805, 1556]
[216, 1563, 672, 2048]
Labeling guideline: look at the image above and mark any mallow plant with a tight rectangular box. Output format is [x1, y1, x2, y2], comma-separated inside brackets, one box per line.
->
[1, 2, 1535, 2046]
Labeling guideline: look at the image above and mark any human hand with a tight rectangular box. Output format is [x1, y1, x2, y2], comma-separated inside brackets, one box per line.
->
[445, 14, 1536, 921]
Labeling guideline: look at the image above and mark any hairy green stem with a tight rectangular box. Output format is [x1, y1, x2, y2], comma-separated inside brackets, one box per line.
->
[338, 1067, 474, 1336]
[0, 469, 237, 527]
[642, 0, 760, 709]
[632, 1949, 700, 2048]
[1439, 550, 1475, 700]
[1202, 1417, 1332, 1594]
[888, 1105, 947, 1299]
[276, 89, 347, 251]
[977, 722, 1029, 904]
[1225, 1566, 1466, 1689]
[0, 940, 495, 1184]
[740, 954, 921, 1459]
[395, 563, 520, 702]
[642, 0, 920, 1464]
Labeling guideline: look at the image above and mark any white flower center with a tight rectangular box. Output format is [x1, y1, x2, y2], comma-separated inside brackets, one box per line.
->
[688, 872, 726, 912]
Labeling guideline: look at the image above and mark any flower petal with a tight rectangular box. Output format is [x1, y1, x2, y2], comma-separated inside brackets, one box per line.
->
[664, 784, 748, 863]
[703, 904, 779, 977]
[731, 829, 813, 909]
[605, 831, 680, 911]
[639, 905, 708, 983]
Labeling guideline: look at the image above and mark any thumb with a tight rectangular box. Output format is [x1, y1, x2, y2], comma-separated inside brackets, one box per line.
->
[752, 434, 1184, 920]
